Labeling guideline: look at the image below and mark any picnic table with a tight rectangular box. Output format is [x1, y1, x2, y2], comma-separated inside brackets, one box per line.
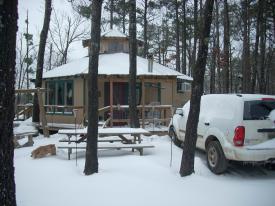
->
[57, 127, 154, 159]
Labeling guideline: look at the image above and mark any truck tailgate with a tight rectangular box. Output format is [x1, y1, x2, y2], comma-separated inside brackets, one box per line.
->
[246, 138, 275, 150]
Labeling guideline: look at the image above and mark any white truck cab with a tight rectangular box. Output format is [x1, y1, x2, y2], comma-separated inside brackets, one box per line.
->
[169, 94, 275, 174]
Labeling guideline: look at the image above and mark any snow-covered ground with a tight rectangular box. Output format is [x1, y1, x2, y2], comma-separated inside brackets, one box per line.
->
[15, 134, 275, 206]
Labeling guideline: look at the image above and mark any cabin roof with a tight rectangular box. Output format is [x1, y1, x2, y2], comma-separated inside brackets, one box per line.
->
[43, 53, 191, 80]
[177, 75, 193, 81]
[101, 29, 127, 38]
[82, 29, 143, 47]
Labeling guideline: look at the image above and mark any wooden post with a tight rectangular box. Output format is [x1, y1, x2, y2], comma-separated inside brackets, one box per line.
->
[141, 78, 145, 128]
[110, 78, 113, 127]
[37, 87, 49, 137]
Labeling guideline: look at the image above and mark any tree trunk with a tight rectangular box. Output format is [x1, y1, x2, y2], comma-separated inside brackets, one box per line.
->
[84, 0, 103, 175]
[199, 0, 203, 18]
[241, 0, 251, 93]
[265, 37, 272, 94]
[25, 11, 30, 90]
[122, 0, 126, 34]
[259, 0, 266, 93]
[223, 0, 230, 93]
[48, 43, 53, 71]
[180, 0, 214, 177]
[128, 0, 140, 128]
[229, 44, 233, 92]
[251, 0, 262, 93]
[143, 0, 148, 58]
[32, 0, 52, 123]
[0, 0, 18, 205]
[175, 0, 180, 72]
[157, 27, 161, 64]
[110, 0, 114, 29]
[17, 35, 24, 89]
[271, 11, 275, 94]
[215, 0, 221, 93]
[181, 0, 187, 74]
[210, 28, 216, 94]
[190, 0, 198, 76]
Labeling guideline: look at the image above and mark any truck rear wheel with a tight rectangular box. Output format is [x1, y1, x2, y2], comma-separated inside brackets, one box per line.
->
[206, 141, 228, 174]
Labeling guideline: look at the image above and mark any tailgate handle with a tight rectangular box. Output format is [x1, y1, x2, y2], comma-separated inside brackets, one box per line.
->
[204, 122, 210, 126]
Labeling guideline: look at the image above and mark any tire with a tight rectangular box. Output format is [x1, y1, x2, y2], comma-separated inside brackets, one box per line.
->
[169, 127, 182, 147]
[206, 141, 228, 174]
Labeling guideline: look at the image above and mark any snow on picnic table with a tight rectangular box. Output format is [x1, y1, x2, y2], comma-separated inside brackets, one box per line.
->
[15, 134, 275, 206]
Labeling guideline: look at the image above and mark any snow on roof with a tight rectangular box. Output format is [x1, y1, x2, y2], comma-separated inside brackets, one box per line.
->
[177, 75, 193, 81]
[101, 29, 127, 38]
[43, 53, 184, 79]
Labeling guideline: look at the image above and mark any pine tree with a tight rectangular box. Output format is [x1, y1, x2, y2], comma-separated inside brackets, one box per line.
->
[143, 0, 148, 58]
[190, 0, 198, 76]
[181, 0, 187, 74]
[84, 0, 103, 175]
[175, 0, 180, 72]
[180, 0, 214, 177]
[223, 0, 230, 93]
[128, 0, 140, 128]
[241, 0, 251, 93]
[258, 0, 266, 93]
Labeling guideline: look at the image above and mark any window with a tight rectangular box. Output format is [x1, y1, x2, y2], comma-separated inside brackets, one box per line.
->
[177, 79, 191, 93]
[108, 42, 123, 53]
[45, 80, 74, 115]
[243, 100, 275, 120]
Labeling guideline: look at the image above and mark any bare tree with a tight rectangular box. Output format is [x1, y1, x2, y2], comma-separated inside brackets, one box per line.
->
[16, 34, 25, 90]
[84, 0, 103, 175]
[180, 0, 214, 177]
[0, 0, 18, 205]
[49, 10, 89, 66]
[32, 0, 52, 123]
[128, 0, 140, 128]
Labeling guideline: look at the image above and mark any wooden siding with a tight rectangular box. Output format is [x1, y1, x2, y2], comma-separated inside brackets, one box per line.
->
[42, 76, 190, 125]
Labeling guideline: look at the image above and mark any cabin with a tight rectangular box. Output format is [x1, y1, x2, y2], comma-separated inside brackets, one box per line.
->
[42, 29, 192, 131]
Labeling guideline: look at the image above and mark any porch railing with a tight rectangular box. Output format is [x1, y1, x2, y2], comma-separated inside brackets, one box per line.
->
[98, 104, 173, 128]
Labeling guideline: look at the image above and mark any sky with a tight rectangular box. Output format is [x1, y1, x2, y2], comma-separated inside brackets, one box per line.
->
[18, 0, 88, 61]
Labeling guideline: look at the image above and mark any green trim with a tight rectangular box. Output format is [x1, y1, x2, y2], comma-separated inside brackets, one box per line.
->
[46, 112, 74, 116]
[136, 82, 142, 105]
[45, 79, 74, 115]
[157, 82, 161, 103]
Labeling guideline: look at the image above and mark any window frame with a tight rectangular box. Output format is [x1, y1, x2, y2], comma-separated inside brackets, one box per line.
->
[45, 79, 74, 115]
[177, 79, 191, 93]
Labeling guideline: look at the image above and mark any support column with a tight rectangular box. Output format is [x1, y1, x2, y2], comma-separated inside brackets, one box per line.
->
[110, 77, 113, 127]
[141, 78, 145, 128]
[37, 87, 49, 137]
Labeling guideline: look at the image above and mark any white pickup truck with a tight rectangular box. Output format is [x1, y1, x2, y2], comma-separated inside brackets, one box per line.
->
[169, 94, 275, 174]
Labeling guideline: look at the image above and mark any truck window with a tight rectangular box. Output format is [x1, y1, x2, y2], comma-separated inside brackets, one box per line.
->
[243, 100, 275, 120]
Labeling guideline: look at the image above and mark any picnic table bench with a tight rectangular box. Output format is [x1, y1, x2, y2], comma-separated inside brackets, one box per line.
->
[13, 131, 38, 148]
[58, 142, 154, 159]
[59, 136, 140, 144]
[57, 127, 154, 159]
